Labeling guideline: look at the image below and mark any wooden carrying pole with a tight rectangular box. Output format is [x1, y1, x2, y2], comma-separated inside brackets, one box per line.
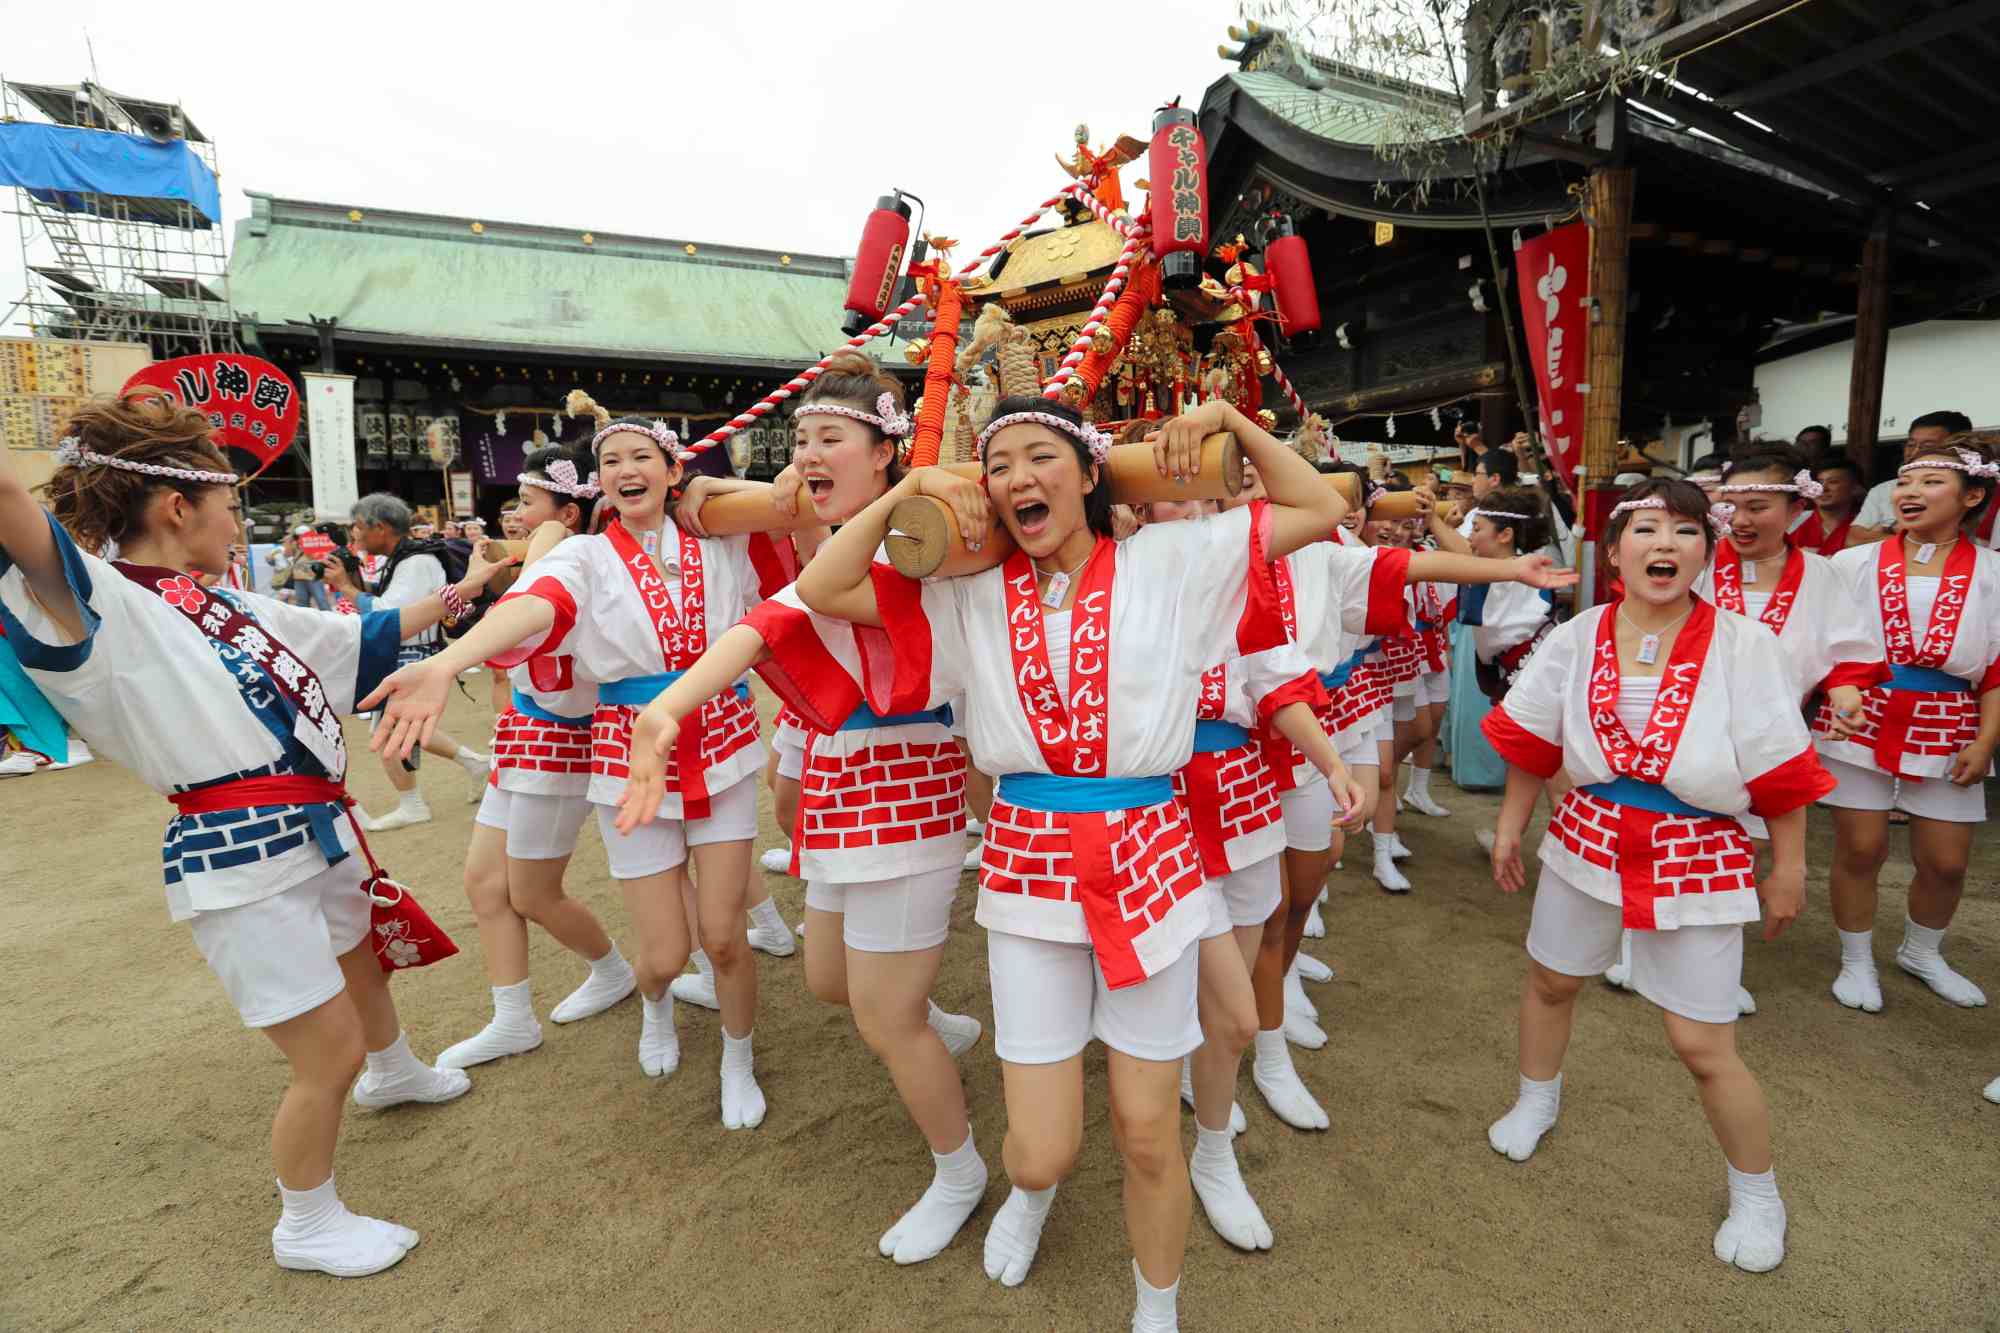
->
[1580, 164, 1635, 608]
[694, 486, 827, 537]
[884, 434, 1245, 578]
[1844, 215, 1893, 473]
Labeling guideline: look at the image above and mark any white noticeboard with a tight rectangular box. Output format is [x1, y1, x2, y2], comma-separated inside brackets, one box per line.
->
[304, 372, 357, 519]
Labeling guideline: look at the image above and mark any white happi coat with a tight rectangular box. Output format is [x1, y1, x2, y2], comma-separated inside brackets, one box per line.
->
[1693, 545, 1887, 704]
[0, 514, 401, 920]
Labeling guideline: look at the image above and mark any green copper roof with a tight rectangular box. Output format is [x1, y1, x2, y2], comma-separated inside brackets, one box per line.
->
[1227, 69, 1458, 148]
[228, 193, 865, 370]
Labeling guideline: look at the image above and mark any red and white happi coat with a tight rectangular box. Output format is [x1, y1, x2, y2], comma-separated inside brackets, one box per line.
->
[1812, 539, 2000, 780]
[1694, 543, 1888, 707]
[1483, 601, 1835, 930]
[866, 504, 1285, 984]
[1413, 578, 1454, 675]
[490, 518, 772, 814]
[1266, 530, 1413, 787]
[742, 562, 968, 885]
[1174, 643, 1314, 878]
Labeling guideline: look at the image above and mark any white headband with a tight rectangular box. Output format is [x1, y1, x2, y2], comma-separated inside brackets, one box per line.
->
[592, 419, 683, 459]
[1470, 508, 1535, 522]
[1899, 447, 2000, 481]
[795, 391, 912, 439]
[518, 458, 600, 499]
[1610, 494, 1735, 538]
[54, 436, 239, 486]
[976, 410, 1112, 465]
[1717, 468, 1824, 499]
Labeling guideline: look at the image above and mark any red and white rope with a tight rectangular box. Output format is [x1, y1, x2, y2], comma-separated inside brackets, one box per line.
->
[1259, 331, 1310, 421]
[1062, 183, 1142, 238]
[1042, 223, 1151, 397]
[685, 189, 1076, 456]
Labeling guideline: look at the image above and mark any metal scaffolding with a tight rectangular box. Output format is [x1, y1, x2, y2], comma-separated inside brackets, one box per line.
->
[3, 77, 234, 357]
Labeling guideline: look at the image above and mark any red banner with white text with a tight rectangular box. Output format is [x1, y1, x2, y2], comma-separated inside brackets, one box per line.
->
[1513, 222, 1589, 501]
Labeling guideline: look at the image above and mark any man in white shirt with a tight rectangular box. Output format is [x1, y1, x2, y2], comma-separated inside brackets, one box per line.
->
[1853, 410, 1973, 530]
[348, 493, 490, 829]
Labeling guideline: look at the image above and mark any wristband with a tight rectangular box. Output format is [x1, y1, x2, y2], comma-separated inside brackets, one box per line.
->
[441, 583, 469, 623]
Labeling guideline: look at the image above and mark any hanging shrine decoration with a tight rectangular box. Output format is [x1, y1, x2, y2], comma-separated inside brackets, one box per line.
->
[1147, 100, 1210, 290]
[1261, 214, 1322, 342]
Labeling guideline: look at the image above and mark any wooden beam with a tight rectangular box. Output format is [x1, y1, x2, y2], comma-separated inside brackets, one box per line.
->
[1667, 231, 1700, 249]
[1329, 362, 1508, 418]
[1875, 139, 2000, 189]
[1845, 217, 1893, 471]
[1698, 239, 1737, 258]
[1629, 223, 1665, 243]
[1771, 255, 1802, 272]
[1721, 0, 2000, 108]
[1738, 248, 1772, 263]
[1584, 166, 1635, 491]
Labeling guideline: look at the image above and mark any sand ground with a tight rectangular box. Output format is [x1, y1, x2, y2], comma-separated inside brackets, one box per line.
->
[2, 682, 1996, 1331]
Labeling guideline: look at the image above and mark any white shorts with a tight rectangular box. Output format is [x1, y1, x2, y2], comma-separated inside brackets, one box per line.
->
[774, 732, 805, 782]
[987, 927, 1203, 1064]
[595, 776, 759, 880]
[1818, 756, 1985, 823]
[189, 855, 373, 1028]
[804, 865, 959, 953]
[1525, 868, 1744, 1025]
[474, 785, 592, 861]
[1335, 723, 1379, 768]
[1417, 670, 1451, 706]
[1280, 777, 1335, 853]
[1373, 712, 1395, 746]
[1392, 694, 1417, 723]
[1200, 855, 1283, 938]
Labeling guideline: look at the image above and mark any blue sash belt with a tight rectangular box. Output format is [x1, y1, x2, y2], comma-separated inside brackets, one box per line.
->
[838, 702, 954, 731]
[511, 689, 592, 727]
[1192, 720, 1252, 752]
[597, 672, 751, 707]
[997, 772, 1174, 813]
[1886, 665, 1969, 693]
[1317, 646, 1373, 693]
[1582, 776, 1723, 820]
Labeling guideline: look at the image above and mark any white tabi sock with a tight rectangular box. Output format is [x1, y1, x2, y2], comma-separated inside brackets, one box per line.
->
[638, 991, 679, 1077]
[719, 1028, 766, 1130]
[439, 980, 543, 1069]
[396, 790, 428, 817]
[749, 897, 786, 936]
[1131, 1258, 1182, 1333]
[927, 999, 983, 1057]
[353, 1030, 469, 1107]
[1372, 840, 1411, 892]
[551, 945, 636, 1025]
[983, 1183, 1056, 1287]
[492, 978, 534, 1028]
[271, 1174, 416, 1278]
[1189, 1122, 1271, 1251]
[1896, 917, 1988, 1007]
[1832, 927, 1882, 1012]
[1713, 1162, 1786, 1272]
[1487, 1072, 1560, 1161]
[690, 948, 715, 981]
[1408, 766, 1431, 799]
[1252, 1027, 1328, 1130]
[879, 1130, 989, 1264]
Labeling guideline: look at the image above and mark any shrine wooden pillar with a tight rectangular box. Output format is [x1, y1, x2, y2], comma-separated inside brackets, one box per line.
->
[1579, 161, 1635, 607]
[1844, 213, 1892, 474]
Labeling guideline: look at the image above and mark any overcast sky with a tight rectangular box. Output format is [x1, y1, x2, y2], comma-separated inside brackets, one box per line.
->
[4, 0, 1242, 337]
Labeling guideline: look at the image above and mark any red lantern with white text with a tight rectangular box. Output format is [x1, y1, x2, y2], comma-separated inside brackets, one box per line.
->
[1263, 217, 1321, 342]
[1147, 103, 1209, 290]
[843, 192, 913, 336]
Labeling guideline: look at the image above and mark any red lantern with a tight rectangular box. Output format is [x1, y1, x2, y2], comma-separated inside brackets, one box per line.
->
[843, 192, 913, 337]
[1147, 103, 1209, 290]
[1263, 220, 1321, 341]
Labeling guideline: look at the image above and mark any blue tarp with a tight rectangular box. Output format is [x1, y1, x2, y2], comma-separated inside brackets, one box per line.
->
[0, 121, 221, 225]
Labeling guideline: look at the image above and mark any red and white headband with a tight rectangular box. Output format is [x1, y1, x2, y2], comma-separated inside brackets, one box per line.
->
[1610, 494, 1735, 537]
[592, 418, 684, 460]
[976, 410, 1112, 465]
[1899, 447, 2000, 481]
[519, 458, 600, 499]
[1718, 468, 1823, 499]
[795, 391, 912, 439]
[54, 436, 239, 486]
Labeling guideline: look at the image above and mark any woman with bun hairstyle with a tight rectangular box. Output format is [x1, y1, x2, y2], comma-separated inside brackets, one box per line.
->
[1809, 436, 2000, 1015]
[613, 351, 988, 1266]
[434, 443, 638, 1070]
[364, 396, 775, 1130]
[0, 391, 513, 1276]
[1482, 478, 1835, 1273]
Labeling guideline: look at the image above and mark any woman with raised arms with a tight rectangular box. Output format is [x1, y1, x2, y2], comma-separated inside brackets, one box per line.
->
[614, 352, 988, 1268]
